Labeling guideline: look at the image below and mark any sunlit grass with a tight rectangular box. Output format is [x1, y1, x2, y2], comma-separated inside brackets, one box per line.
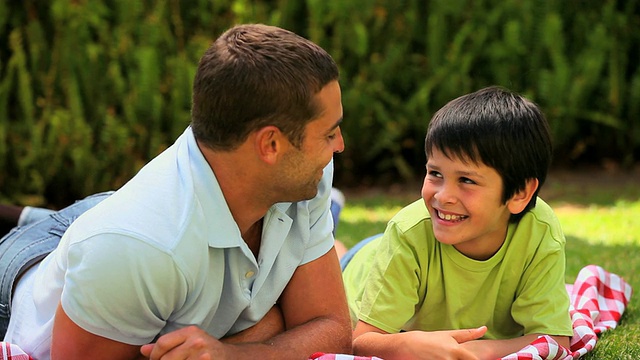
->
[554, 200, 640, 245]
[336, 172, 640, 359]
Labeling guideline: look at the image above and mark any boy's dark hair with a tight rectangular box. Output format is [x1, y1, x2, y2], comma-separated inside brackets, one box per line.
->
[191, 24, 339, 151]
[425, 86, 552, 222]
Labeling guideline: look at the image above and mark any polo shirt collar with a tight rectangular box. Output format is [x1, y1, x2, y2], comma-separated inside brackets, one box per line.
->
[183, 127, 294, 249]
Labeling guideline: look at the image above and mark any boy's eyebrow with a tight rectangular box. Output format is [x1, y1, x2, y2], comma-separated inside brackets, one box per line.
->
[457, 170, 485, 179]
[427, 163, 486, 179]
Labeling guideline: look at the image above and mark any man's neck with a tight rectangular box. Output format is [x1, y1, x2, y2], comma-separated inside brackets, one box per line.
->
[197, 141, 271, 235]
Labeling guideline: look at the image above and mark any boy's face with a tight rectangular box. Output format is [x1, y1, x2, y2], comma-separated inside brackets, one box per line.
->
[421, 148, 513, 260]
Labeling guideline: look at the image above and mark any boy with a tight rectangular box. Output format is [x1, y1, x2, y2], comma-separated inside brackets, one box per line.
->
[342, 86, 573, 360]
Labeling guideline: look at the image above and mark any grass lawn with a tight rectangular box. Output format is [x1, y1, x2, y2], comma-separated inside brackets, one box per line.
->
[335, 168, 640, 359]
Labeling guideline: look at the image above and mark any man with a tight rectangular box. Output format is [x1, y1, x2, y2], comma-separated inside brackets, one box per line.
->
[1, 24, 351, 359]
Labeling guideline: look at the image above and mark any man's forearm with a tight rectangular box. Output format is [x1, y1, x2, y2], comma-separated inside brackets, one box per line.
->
[225, 315, 352, 360]
[222, 305, 286, 345]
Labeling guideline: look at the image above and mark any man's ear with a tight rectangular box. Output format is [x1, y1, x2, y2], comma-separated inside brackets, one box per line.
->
[507, 178, 539, 215]
[254, 126, 284, 165]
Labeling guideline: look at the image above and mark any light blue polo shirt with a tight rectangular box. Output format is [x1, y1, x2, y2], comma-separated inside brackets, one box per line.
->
[9, 127, 335, 358]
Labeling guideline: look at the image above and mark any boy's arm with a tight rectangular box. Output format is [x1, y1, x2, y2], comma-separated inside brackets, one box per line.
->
[352, 320, 486, 360]
[460, 334, 570, 360]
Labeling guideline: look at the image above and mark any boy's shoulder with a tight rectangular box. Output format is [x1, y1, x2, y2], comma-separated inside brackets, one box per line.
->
[521, 197, 560, 224]
[514, 197, 565, 246]
[387, 199, 432, 231]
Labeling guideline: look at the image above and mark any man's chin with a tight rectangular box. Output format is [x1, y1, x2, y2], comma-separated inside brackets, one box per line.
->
[280, 187, 318, 203]
[300, 187, 319, 202]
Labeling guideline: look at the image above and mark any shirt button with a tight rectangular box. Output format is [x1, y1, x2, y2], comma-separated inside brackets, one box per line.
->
[245, 271, 255, 278]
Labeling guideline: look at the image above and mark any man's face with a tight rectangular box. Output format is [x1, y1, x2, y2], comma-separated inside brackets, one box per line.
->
[278, 80, 344, 202]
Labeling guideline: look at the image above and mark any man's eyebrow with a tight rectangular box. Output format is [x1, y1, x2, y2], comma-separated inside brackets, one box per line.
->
[327, 117, 343, 133]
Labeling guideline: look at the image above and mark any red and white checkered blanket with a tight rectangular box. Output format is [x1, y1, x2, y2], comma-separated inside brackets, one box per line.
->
[500, 264, 632, 360]
[0, 265, 631, 360]
[0, 342, 30, 360]
[311, 265, 632, 360]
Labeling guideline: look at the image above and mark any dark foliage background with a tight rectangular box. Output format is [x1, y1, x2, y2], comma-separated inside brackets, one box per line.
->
[1, 0, 639, 207]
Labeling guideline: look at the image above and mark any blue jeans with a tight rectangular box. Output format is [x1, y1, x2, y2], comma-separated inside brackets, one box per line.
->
[339, 233, 382, 271]
[0, 191, 112, 338]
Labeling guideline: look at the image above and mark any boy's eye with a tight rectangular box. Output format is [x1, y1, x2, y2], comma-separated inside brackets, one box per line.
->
[460, 177, 476, 185]
[427, 170, 442, 178]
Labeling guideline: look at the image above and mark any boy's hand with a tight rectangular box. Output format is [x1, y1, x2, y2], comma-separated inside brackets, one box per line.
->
[399, 327, 487, 360]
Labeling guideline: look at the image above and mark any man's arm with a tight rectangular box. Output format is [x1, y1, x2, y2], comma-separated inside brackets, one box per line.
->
[276, 246, 353, 353]
[141, 247, 352, 359]
[352, 320, 486, 360]
[221, 304, 285, 344]
[51, 303, 146, 360]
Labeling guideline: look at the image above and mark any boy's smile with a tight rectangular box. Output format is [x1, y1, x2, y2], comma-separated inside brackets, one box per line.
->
[421, 148, 514, 260]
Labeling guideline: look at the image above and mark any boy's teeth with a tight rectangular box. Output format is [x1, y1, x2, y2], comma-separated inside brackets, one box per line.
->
[438, 211, 464, 221]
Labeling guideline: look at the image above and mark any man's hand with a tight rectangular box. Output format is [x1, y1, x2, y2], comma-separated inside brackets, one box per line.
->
[140, 326, 229, 360]
[139, 305, 284, 359]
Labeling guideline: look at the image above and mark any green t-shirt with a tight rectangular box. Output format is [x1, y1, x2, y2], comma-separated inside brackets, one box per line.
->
[343, 198, 573, 339]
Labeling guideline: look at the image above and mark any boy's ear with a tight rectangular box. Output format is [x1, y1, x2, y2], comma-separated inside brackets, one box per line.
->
[507, 178, 539, 215]
[254, 126, 284, 165]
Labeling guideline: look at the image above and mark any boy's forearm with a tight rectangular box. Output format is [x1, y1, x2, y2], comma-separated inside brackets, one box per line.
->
[353, 329, 485, 360]
[461, 334, 570, 360]
[353, 332, 401, 359]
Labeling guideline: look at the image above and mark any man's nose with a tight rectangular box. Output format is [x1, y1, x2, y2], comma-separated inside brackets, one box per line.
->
[334, 128, 345, 154]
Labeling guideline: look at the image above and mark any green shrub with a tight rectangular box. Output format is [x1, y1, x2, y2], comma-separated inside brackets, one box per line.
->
[1, 0, 638, 205]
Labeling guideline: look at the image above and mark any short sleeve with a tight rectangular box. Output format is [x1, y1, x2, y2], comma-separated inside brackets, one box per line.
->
[511, 239, 573, 336]
[61, 234, 189, 345]
[509, 201, 573, 337]
[355, 221, 427, 333]
[299, 160, 335, 265]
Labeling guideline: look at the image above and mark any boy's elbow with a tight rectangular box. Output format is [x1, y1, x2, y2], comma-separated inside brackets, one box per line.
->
[553, 335, 570, 349]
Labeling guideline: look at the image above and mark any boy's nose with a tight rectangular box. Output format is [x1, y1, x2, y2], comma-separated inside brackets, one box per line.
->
[434, 184, 457, 204]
